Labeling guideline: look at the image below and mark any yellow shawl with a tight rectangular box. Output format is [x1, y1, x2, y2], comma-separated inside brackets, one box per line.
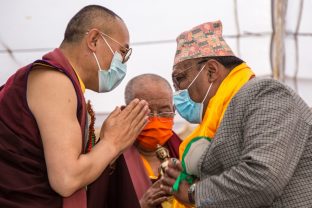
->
[172, 63, 254, 194]
[179, 63, 254, 157]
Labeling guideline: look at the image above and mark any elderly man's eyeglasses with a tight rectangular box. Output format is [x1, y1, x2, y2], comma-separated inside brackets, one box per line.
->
[148, 112, 175, 122]
[172, 59, 207, 90]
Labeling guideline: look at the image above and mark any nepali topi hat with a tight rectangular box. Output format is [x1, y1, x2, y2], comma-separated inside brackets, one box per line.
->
[174, 20, 234, 66]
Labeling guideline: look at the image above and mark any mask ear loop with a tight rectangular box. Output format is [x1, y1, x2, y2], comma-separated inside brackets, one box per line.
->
[100, 34, 114, 55]
[186, 64, 206, 89]
[93, 52, 102, 71]
[198, 82, 212, 123]
[201, 83, 213, 104]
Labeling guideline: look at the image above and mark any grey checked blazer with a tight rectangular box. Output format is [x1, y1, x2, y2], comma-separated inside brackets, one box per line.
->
[196, 78, 312, 208]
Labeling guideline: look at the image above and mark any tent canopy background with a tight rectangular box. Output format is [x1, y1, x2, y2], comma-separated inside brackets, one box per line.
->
[1, 0, 311, 128]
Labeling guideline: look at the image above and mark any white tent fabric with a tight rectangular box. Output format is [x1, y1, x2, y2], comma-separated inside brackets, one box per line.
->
[1, 0, 311, 128]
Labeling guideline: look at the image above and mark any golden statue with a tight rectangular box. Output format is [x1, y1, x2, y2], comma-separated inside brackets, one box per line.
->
[155, 144, 173, 208]
[156, 144, 170, 176]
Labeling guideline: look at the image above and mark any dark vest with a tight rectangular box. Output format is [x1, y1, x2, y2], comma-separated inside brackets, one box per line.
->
[0, 48, 87, 208]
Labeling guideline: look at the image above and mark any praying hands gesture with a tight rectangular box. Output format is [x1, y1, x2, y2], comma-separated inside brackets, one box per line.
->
[100, 98, 150, 154]
[28, 68, 149, 197]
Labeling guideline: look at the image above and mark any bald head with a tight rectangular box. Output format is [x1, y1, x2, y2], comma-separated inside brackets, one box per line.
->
[62, 5, 123, 44]
[125, 74, 173, 113]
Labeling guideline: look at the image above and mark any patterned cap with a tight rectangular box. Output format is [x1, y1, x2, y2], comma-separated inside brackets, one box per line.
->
[173, 20, 234, 66]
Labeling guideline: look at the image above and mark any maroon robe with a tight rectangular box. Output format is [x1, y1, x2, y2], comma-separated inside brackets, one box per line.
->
[0, 48, 87, 208]
[87, 132, 181, 208]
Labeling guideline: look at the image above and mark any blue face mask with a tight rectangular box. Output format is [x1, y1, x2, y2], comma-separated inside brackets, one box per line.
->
[93, 51, 126, 92]
[173, 64, 212, 124]
[92, 34, 127, 93]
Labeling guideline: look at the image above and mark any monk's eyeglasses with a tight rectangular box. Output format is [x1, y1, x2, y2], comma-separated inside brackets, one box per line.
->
[86, 30, 132, 63]
[100, 32, 132, 63]
[148, 112, 175, 122]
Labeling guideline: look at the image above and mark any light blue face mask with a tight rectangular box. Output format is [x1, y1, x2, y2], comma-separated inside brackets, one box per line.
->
[173, 64, 212, 124]
[93, 34, 127, 93]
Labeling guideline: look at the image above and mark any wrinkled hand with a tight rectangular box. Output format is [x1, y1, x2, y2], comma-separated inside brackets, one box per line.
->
[161, 158, 191, 205]
[140, 180, 167, 208]
[100, 99, 149, 154]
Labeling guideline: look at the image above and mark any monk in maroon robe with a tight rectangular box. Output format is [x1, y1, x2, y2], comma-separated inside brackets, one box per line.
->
[0, 5, 148, 208]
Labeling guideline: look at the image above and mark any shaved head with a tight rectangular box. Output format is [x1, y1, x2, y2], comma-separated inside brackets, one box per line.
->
[62, 5, 123, 44]
[125, 74, 173, 109]
[59, 5, 130, 92]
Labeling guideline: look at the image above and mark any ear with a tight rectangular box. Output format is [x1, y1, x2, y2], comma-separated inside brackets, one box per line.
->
[205, 59, 223, 83]
[86, 29, 101, 52]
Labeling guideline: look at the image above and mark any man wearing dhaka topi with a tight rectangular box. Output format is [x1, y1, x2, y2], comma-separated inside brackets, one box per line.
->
[161, 20, 312, 207]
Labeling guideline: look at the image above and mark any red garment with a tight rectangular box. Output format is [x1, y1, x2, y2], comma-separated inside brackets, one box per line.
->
[87, 154, 141, 208]
[87, 132, 181, 208]
[0, 48, 87, 208]
[126, 132, 181, 200]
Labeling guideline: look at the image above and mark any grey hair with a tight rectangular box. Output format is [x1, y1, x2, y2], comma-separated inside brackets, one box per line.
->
[124, 73, 172, 104]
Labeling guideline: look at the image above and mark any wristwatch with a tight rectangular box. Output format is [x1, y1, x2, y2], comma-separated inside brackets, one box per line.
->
[188, 183, 196, 204]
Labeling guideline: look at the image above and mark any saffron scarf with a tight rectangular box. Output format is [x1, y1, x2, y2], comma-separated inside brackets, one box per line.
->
[173, 63, 255, 191]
